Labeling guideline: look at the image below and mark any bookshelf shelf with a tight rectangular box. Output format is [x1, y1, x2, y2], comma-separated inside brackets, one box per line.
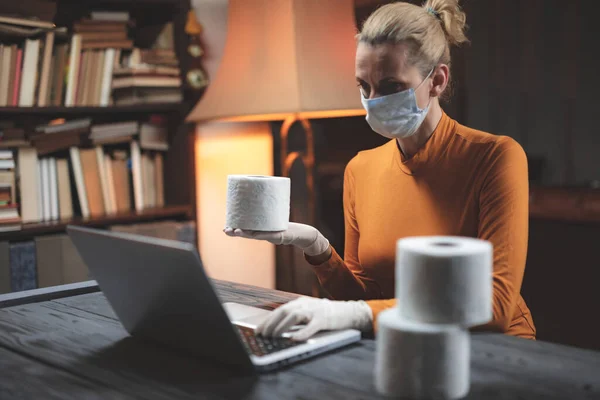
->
[0, 104, 182, 117]
[0, 204, 193, 241]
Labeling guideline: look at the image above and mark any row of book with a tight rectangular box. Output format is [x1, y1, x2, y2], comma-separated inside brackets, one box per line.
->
[0, 11, 183, 107]
[0, 150, 18, 226]
[0, 220, 196, 293]
[1, 117, 170, 228]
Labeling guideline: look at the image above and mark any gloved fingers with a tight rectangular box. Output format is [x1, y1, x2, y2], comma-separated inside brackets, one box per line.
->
[223, 228, 284, 244]
[291, 319, 323, 342]
[256, 298, 310, 336]
[223, 227, 282, 244]
[255, 304, 292, 337]
[246, 230, 284, 243]
[271, 309, 309, 337]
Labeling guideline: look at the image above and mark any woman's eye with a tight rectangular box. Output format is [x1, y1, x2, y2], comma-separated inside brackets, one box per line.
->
[380, 83, 404, 96]
[357, 83, 370, 97]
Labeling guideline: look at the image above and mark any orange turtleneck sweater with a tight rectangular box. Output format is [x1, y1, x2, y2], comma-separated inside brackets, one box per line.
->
[312, 112, 536, 339]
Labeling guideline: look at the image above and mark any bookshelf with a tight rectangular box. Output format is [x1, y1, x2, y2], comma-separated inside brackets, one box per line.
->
[0, 0, 205, 293]
[0, 103, 182, 116]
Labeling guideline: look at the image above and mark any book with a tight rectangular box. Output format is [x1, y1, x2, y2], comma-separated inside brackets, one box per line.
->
[11, 48, 23, 106]
[79, 31, 127, 42]
[31, 127, 88, 155]
[0, 15, 55, 29]
[9, 241, 37, 292]
[140, 123, 169, 151]
[111, 76, 181, 90]
[49, 157, 59, 220]
[76, 51, 90, 106]
[90, 11, 130, 22]
[0, 170, 16, 205]
[81, 39, 133, 50]
[37, 31, 55, 106]
[50, 44, 68, 106]
[141, 152, 154, 208]
[130, 141, 143, 212]
[112, 87, 182, 105]
[6, 45, 18, 106]
[99, 48, 115, 106]
[90, 121, 138, 141]
[79, 148, 105, 217]
[36, 158, 42, 222]
[111, 151, 131, 213]
[92, 51, 106, 105]
[56, 158, 73, 220]
[0, 159, 15, 169]
[104, 154, 117, 214]
[18, 39, 41, 106]
[155, 152, 164, 207]
[0, 45, 11, 106]
[95, 146, 112, 215]
[113, 65, 180, 76]
[0, 204, 20, 220]
[40, 118, 91, 134]
[40, 158, 51, 221]
[65, 34, 82, 107]
[69, 147, 89, 218]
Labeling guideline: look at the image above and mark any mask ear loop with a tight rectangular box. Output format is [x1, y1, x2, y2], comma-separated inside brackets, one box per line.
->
[414, 67, 435, 110]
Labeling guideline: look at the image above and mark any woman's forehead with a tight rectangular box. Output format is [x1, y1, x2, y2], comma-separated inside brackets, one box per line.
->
[355, 42, 412, 77]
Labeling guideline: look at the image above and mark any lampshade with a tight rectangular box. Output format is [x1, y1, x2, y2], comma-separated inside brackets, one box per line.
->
[186, 0, 366, 122]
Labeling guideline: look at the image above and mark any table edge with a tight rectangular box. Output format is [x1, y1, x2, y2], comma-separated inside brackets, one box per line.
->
[0, 280, 101, 308]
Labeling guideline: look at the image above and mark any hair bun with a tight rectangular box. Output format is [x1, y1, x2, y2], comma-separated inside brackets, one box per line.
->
[423, 0, 469, 46]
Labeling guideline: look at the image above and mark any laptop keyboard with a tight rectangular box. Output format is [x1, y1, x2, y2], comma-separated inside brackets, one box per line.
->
[235, 324, 303, 357]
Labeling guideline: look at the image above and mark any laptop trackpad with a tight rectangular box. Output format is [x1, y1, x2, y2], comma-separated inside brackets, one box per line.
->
[223, 302, 272, 327]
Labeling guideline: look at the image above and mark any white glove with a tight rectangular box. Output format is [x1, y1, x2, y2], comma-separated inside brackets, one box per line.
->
[255, 297, 373, 341]
[223, 222, 330, 257]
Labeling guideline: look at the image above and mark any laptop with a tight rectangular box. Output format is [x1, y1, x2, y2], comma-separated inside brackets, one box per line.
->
[67, 225, 361, 372]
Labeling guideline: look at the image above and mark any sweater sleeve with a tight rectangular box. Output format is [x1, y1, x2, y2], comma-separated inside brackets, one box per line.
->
[311, 160, 384, 300]
[475, 138, 530, 333]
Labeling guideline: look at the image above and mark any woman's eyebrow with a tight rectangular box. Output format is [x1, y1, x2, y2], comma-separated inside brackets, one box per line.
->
[379, 77, 406, 84]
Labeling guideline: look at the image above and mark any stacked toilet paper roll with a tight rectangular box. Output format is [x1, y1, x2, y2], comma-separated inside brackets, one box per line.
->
[375, 236, 493, 399]
[225, 175, 290, 231]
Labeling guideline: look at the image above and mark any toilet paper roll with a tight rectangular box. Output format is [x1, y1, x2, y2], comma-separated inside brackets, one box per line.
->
[396, 236, 493, 327]
[375, 308, 470, 399]
[225, 175, 290, 231]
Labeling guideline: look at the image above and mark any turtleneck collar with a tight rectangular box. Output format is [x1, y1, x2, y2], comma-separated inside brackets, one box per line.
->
[392, 111, 456, 175]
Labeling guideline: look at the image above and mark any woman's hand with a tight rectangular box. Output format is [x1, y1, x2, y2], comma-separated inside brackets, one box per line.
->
[255, 297, 373, 341]
[223, 222, 330, 257]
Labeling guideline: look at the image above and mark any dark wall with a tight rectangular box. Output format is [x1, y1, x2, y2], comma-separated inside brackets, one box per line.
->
[463, 0, 597, 187]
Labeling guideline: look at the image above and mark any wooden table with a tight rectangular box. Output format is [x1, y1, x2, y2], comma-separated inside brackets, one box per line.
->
[0, 280, 599, 400]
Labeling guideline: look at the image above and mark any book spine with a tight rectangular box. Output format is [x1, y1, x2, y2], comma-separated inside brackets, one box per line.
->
[9, 241, 37, 292]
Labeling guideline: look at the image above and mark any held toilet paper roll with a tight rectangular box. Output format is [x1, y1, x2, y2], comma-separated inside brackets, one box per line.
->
[375, 308, 470, 399]
[396, 236, 493, 327]
[225, 175, 290, 231]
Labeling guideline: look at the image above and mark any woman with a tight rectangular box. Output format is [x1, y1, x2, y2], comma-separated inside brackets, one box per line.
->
[225, 0, 536, 342]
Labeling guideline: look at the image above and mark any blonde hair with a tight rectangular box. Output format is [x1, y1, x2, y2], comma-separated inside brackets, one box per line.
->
[358, 0, 468, 95]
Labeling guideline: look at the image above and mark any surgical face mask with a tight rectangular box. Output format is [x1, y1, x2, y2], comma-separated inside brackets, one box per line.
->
[360, 69, 433, 139]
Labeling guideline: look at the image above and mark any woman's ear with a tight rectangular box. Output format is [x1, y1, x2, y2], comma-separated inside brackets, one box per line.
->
[430, 64, 449, 97]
